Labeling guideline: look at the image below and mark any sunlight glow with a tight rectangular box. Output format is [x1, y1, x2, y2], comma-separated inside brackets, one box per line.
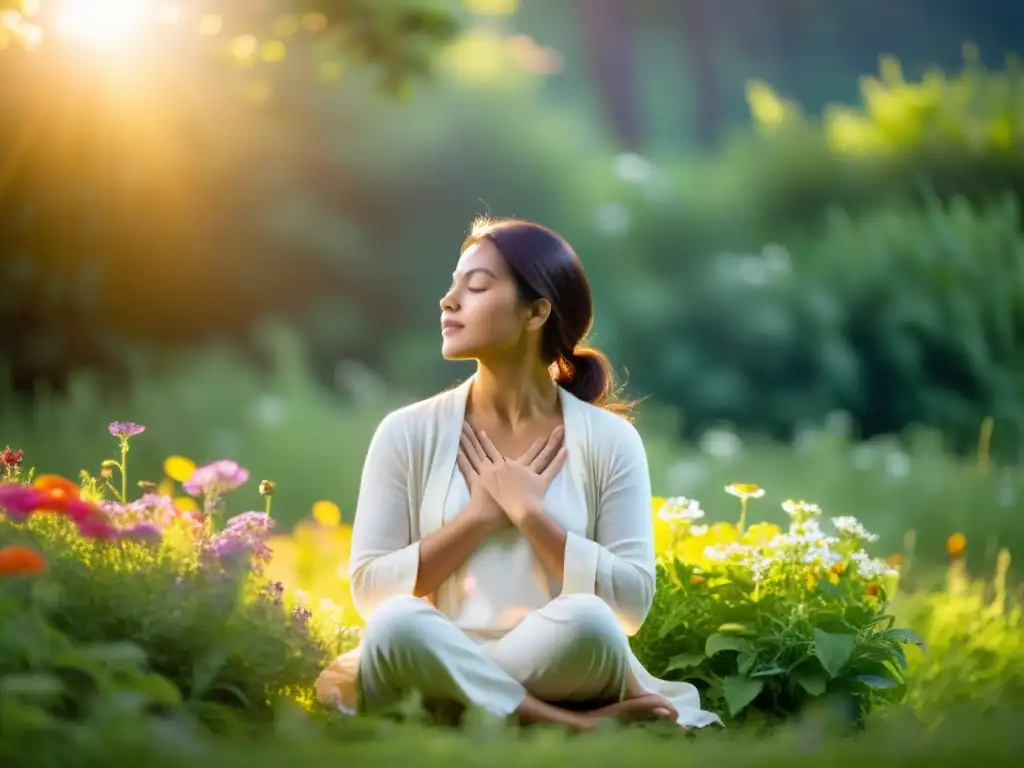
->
[53, 0, 153, 45]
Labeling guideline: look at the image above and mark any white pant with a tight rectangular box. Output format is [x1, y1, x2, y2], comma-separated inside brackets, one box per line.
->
[358, 593, 631, 717]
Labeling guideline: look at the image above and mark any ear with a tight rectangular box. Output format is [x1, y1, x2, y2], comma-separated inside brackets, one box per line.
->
[523, 298, 551, 331]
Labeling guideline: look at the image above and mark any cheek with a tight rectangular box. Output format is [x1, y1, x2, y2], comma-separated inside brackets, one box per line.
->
[462, 295, 522, 343]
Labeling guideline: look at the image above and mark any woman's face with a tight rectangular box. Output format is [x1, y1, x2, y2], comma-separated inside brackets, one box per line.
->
[439, 239, 547, 361]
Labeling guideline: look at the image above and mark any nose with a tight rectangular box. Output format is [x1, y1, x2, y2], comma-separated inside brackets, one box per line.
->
[440, 288, 457, 312]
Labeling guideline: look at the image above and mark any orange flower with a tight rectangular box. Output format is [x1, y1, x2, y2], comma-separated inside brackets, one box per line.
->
[887, 553, 902, 567]
[0, 545, 46, 576]
[690, 575, 705, 585]
[865, 583, 879, 597]
[32, 474, 81, 500]
[946, 533, 967, 559]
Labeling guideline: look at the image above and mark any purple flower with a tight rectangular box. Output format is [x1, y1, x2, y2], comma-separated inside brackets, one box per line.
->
[119, 522, 163, 544]
[109, 422, 146, 439]
[291, 604, 312, 632]
[183, 460, 249, 498]
[201, 511, 274, 574]
[259, 580, 285, 605]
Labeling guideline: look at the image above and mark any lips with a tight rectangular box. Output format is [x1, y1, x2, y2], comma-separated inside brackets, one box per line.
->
[441, 319, 464, 334]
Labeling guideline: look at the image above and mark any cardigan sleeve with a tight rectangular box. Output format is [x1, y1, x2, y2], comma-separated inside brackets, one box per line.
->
[348, 410, 421, 620]
[561, 417, 657, 635]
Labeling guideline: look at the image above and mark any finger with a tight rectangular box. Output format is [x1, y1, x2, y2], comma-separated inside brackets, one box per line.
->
[461, 426, 485, 467]
[539, 446, 567, 483]
[517, 435, 548, 466]
[477, 430, 504, 464]
[531, 426, 565, 473]
[457, 450, 477, 480]
[463, 424, 489, 464]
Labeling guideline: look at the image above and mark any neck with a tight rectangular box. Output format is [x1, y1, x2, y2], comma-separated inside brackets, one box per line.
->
[469, 357, 559, 427]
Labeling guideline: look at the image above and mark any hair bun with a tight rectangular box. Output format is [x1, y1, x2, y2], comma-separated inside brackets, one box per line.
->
[553, 345, 614, 408]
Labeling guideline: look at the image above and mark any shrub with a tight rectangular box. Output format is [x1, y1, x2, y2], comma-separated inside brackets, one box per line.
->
[631, 488, 920, 723]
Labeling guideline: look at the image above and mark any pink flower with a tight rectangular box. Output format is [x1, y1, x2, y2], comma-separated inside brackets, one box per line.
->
[183, 460, 249, 498]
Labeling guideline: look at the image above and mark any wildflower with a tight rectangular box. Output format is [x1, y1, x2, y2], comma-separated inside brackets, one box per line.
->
[725, 483, 764, 500]
[108, 422, 146, 439]
[259, 480, 275, 497]
[33, 474, 81, 499]
[118, 522, 163, 544]
[163, 455, 197, 483]
[850, 550, 897, 580]
[657, 496, 705, 524]
[887, 553, 902, 567]
[725, 483, 764, 534]
[259, 580, 285, 605]
[782, 499, 822, 525]
[865, 583, 879, 597]
[946, 532, 967, 559]
[831, 516, 880, 544]
[312, 500, 341, 528]
[1, 446, 23, 468]
[202, 511, 275, 573]
[184, 460, 250, 499]
[0, 545, 46, 576]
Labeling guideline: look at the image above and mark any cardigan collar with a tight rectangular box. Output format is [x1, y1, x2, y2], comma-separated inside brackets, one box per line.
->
[419, 375, 589, 538]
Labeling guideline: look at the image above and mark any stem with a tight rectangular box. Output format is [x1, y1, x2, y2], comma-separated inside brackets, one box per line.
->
[738, 498, 748, 534]
[120, 441, 129, 504]
[265, 496, 272, 517]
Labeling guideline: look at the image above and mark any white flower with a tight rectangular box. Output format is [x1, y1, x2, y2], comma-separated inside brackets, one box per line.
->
[831, 516, 880, 543]
[782, 499, 822, 524]
[850, 551, 898, 580]
[688, 524, 709, 537]
[658, 496, 705, 523]
[704, 543, 752, 564]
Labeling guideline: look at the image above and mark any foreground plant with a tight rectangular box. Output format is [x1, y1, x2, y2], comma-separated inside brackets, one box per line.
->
[633, 488, 922, 723]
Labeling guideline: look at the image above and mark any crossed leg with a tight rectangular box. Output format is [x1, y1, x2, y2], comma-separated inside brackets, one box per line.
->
[357, 593, 631, 721]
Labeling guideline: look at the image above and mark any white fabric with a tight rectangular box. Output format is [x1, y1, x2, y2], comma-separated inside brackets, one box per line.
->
[314, 376, 722, 728]
[358, 593, 628, 716]
[436, 450, 589, 636]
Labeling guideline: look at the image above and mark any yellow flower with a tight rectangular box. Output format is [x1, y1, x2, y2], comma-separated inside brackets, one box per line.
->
[172, 496, 199, 513]
[679, 523, 740, 571]
[164, 456, 197, 483]
[946, 532, 967, 559]
[312, 500, 341, 528]
[725, 483, 765, 500]
[742, 522, 781, 547]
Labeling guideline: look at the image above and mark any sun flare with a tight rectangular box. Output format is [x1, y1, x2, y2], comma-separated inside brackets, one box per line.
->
[53, 0, 152, 45]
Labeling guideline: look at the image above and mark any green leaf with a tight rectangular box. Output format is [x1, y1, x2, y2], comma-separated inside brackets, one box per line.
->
[716, 622, 756, 636]
[750, 664, 787, 678]
[131, 673, 184, 707]
[706, 633, 753, 657]
[78, 642, 148, 667]
[793, 668, 828, 697]
[722, 676, 764, 717]
[886, 628, 926, 650]
[0, 672, 64, 699]
[813, 628, 856, 678]
[856, 674, 899, 689]
[665, 652, 706, 672]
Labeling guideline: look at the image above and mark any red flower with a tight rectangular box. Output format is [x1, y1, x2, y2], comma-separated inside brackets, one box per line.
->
[0, 479, 116, 539]
[1, 446, 23, 468]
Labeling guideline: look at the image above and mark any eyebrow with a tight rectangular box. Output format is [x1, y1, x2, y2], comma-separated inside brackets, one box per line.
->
[452, 267, 498, 280]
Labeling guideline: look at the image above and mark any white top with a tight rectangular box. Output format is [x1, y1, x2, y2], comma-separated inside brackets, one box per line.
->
[314, 376, 721, 728]
[438, 462, 588, 638]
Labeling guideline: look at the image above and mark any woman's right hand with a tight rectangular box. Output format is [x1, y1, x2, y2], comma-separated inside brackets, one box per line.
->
[457, 424, 564, 532]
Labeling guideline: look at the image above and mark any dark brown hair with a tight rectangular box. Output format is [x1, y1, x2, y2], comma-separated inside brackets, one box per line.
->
[462, 216, 631, 415]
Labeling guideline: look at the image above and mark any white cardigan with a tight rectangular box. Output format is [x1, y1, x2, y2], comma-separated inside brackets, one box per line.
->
[315, 376, 721, 727]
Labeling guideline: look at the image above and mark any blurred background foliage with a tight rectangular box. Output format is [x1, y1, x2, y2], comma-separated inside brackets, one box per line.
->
[1, 0, 1023, 542]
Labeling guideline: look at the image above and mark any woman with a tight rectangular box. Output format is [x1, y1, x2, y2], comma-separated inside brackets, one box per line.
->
[315, 218, 720, 731]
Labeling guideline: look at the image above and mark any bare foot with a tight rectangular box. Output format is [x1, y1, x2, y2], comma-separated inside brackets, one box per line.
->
[575, 693, 680, 731]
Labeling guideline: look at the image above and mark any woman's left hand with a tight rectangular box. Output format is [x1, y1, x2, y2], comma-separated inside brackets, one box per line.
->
[460, 424, 566, 526]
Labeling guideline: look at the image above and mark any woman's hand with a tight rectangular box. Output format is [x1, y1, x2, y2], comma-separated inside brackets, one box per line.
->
[457, 426, 510, 533]
[459, 424, 566, 527]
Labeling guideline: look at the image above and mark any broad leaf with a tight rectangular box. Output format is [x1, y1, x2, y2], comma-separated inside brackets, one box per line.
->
[813, 628, 856, 678]
[706, 633, 753, 657]
[793, 668, 828, 696]
[722, 675, 764, 716]
[665, 652, 706, 672]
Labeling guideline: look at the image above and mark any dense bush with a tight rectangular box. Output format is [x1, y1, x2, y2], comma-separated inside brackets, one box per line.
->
[608, 193, 1024, 457]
